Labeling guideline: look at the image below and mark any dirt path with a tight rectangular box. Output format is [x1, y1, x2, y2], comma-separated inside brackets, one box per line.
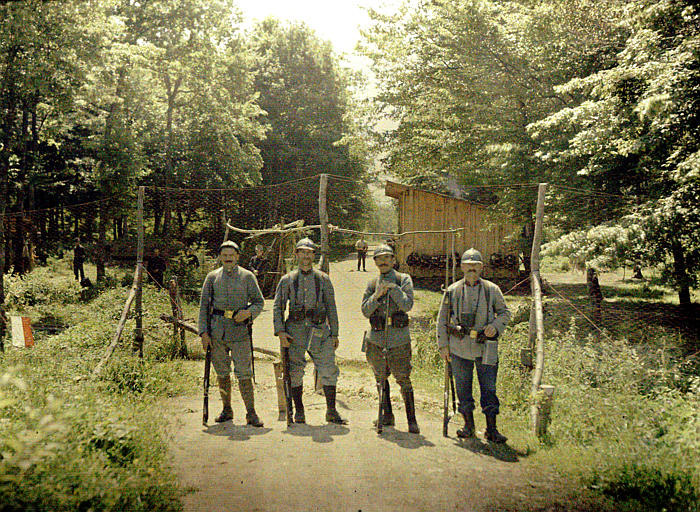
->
[167, 256, 604, 512]
[166, 361, 585, 512]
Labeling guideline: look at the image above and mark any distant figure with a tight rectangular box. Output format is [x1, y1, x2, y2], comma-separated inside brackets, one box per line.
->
[147, 248, 167, 288]
[73, 238, 85, 282]
[355, 237, 368, 271]
[249, 244, 271, 296]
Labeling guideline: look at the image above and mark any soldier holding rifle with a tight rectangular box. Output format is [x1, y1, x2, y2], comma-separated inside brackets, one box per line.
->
[361, 244, 419, 434]
[273, 238, 346, 425]
[198, 241, 265, 427]
[436, 248, 510, 442]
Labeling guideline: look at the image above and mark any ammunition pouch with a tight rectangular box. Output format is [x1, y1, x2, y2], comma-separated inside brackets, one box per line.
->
[306, 307, 326, 325]
[446, 324, 465, 338]
[287, 306, 326, 325]
[369, 314, 386, 331]
[390, 311, 409, 328]
[370, 312, 409, 331]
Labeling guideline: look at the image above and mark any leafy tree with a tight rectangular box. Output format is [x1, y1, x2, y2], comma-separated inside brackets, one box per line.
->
[531, 0, 700, 305]
[248, 18, 369, 230]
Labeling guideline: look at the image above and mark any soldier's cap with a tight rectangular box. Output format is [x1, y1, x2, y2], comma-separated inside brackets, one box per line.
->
[373, 244, 395, 258]
[295, 237, 317, 252]
[461, 248, 483, 264]
[219, 240, 240, 254]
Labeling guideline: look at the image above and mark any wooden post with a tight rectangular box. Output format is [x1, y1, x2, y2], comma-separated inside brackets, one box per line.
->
[93, 264, 142, 378]
[168, 277, 187, 359]
[133, 186, 144, 357]
[318, 174, 329, 274]
[529, 183, 554, 438]
[451, 230, 456, 284]
[221, 209, 229, 243]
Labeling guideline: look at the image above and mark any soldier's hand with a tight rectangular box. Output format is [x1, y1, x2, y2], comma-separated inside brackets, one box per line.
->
[331, 336, 339, 349]
[234, 309, 251, 323]
[484, 325, 497, 338]
[375, 282, 391, 298]
[278, 332, 292, 348]
[440, 346, 451, 362]
[201, 333, 211, 350]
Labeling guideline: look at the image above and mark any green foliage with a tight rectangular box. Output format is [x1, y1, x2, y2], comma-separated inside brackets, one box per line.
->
[411, 289, 699, 509]
[0, 262, 201, 510]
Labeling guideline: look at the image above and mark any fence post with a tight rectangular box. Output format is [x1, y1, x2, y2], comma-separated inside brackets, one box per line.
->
[318, 174, 330, 274]
[133, 186, 144, 357]
[529, 183, 554, 438]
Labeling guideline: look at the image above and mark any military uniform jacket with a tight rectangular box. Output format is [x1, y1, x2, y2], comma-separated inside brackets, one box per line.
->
[198, 266, 264, 340]
[361, 269, 414, 349]
[273, 268, 339, 338]
[436, 277, 510, 360]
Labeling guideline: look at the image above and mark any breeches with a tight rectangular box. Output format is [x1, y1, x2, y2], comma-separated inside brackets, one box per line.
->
[365, 342, 412, 391]
[286, 323, 339, 387]
[211, 336, 252, 380]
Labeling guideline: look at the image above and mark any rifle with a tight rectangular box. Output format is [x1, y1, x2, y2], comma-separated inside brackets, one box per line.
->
[441, 286, 456, 437]
[376, 278, 392, 435]
[443, 359, 456, 437]
[203, 344, 212, 426]
[281, 343, 294, 427]
[247, 321, 255, 383]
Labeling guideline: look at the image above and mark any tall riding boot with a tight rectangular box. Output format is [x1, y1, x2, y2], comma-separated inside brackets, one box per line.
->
[291, 385, 305, 423]
[373, 380, 395, 427]
[323, 385, 347, 424]
[402, 388, 420, 434]
[215, 376, 233, 423]
[484, 413, 507, 443]
[238, 379, 263, 427]
[456, 410, 475, 439]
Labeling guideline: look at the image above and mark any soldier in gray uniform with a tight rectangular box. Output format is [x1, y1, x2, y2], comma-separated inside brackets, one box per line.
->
[198, 241, 265, 427]
[436, 248, 510, 443]
[273, 238, 346, 424]
[361, 244, 419, 434]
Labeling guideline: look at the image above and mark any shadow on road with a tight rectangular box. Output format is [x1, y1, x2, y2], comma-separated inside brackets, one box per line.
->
[282, 422, 350, 443]
[203, 422, 273, 441]
[453, 437, 527, 463]
[378, 427, 435, 449]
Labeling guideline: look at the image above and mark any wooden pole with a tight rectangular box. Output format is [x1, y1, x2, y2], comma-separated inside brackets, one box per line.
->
[168, 277, 187, 359]
[221, 209, 229, 243]
[318, 174, 329, 274]
[529, 183, 553, 438]
[451, 230, 456, 284]
[133, 186, 144, 357]
[93, 264, 141, 378]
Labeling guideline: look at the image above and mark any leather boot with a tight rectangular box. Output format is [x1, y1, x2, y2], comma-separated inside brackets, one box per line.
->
[323, 385, 347, 424]
[456, 410, 475, 439]
[373, 380, 395, 427]
[215, 376, 233, 423]
[402, 388, 420, 434]
[238, 379, 263, 427]
[291, 385, 305, 423]
[485, 413, 507, 443]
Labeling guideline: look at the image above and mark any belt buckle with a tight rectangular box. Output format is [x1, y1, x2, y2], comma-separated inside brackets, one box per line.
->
[224, 310, 234, 319]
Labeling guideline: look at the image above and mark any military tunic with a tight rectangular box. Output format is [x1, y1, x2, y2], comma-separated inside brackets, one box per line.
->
[361, 269, 414, 390]
[436, 277, 510, 361]
[198, 266, 264, 379]
[273, 268, 340, 387]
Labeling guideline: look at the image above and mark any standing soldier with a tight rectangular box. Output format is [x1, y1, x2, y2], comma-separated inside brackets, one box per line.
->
[73, 237, 86, 282]
[354, 237, 368, 271]
[436, 248, 511, 443]
[361, 244, 419, 434]
[198, 241, 265, 427]
[273, 238, 346, 424]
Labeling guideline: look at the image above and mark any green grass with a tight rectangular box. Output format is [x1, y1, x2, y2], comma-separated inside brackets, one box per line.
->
[1, 258, 201, 511]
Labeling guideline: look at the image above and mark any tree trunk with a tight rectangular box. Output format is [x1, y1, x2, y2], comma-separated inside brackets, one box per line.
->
[671, 243, 691, 307]
[96, 198, 106, 283]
